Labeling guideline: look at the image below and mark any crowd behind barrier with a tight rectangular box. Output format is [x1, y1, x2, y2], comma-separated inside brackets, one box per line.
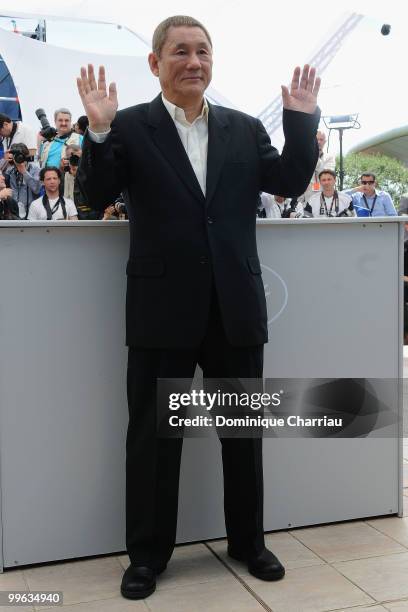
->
[0, 109, 404, 222]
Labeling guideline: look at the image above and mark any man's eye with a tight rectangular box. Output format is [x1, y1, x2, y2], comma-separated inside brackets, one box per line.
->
[176, 50, 186, 55]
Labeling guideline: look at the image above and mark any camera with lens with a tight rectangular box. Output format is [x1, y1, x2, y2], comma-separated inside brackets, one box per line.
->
[337, 203, 354, 217]
[35, 108, 57, 141]
[9, 143, 29, 165]
[69, 153, 80, 167]
[281, 197, 301, 218]
[114, 196, 127, 217]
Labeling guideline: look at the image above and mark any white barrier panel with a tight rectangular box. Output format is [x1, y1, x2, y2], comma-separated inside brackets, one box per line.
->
[0, 218, 403, 569]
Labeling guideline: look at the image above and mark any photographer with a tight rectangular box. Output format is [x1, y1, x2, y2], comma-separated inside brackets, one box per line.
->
[304, 169, 354, 217]
[102, 196, 128, 221]
[0, 173, 20, 220]
[28, 167, 78, 221]
[259, 192, 301, 218]
[39, 108, 83, 168]
[61, 144, 97, 219]
[4, 143, 41, 219]
[0, 113, 37, 164]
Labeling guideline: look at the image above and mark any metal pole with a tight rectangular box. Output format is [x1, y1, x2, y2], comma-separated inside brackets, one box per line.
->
[339, 128, 344, 191]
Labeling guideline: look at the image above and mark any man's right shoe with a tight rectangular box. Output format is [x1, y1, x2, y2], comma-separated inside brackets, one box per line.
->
[120, 564, 167, 600]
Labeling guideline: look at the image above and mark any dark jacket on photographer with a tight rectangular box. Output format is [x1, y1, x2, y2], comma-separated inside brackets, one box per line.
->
[5, 160, 41, 219]
[0, 194, 20, 220]
[63, 168, 98, 220]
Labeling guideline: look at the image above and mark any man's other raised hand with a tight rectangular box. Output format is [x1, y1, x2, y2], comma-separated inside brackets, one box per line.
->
[281, 65, 320, 115]
[77, 65, 118, 133]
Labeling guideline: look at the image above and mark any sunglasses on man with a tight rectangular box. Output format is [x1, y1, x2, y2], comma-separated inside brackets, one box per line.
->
[361, 180, 375, 185]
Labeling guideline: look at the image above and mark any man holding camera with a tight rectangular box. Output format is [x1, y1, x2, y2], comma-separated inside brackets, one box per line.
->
[0, 172, 19, 220]
[61, 144, 96, 219]
[39, 108, 83, 168]
[0, 113, 37, 163]
[304, 169, 353, 217]
[4, 143, 41, 219]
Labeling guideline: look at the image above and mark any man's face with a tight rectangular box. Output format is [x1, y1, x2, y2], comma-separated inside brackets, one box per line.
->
[43, 171, 60, 193]
[320, 173, 335, 195]
[360, 175, 376, 196]
[316, 132, 326, 151]
[148, 26, 213, 106]
[0, 121, 12, 138]
[55, 113, 72, 136]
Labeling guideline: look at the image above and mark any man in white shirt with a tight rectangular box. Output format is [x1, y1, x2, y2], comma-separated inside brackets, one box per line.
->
[305, 169, 353, 217]
[28, 166, 78, 220]
[300, 130, 336, 203]
[260, 193, 301, 218]
[0, 113, 37, 159]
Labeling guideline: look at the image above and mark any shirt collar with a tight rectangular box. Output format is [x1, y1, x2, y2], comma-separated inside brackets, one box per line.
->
[162, 94, 209, 127]
[363, 189, 379, 198]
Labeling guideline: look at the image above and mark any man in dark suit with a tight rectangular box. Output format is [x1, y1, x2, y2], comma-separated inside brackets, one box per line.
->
[77, 15, 320, 600]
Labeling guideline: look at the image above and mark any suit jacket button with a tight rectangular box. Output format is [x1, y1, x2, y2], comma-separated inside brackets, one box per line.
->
[207, 217, 214, 224]
[200, 256, 209, 264]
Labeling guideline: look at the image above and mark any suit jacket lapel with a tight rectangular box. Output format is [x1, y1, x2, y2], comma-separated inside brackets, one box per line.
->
[148, 94, 204, 205]
[205, 103, 230, 208]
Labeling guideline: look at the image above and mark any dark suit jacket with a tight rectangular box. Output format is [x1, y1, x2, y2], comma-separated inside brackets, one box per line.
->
[77, 94, 319, 348]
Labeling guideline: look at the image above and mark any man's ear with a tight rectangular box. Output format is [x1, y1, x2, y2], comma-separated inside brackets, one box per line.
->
[148, 52, 160, 77]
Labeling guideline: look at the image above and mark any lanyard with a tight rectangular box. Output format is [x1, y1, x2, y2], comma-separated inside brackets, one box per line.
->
[362, 194, 377, 215]
[320, 192, 339, 217]
[4, 122, 18, 149]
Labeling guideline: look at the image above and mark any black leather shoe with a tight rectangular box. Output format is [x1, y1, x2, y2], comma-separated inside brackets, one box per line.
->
[121, 564, 167, 599]
[228, 547, 285, 581]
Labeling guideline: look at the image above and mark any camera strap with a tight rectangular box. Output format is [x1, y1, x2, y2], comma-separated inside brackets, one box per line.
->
[42, 194, 67, 220]
[319, 191, 339, 217]
[12, 166, 31, 220]
[362, 194, 377, 215]
[4, 122, 18, 149]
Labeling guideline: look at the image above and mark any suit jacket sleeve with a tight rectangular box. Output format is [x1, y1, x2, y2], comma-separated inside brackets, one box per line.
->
[76, 121, 129, 211]
[258, 107, 320, 197]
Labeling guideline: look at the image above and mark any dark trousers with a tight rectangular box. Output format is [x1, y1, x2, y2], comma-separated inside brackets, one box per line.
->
[126, 291, 265, 568]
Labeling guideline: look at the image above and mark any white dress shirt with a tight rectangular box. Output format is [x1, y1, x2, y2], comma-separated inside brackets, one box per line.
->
[88, 94, 209, 195]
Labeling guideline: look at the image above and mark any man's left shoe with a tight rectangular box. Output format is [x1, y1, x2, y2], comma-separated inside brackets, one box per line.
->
[228, 547, 285, 581]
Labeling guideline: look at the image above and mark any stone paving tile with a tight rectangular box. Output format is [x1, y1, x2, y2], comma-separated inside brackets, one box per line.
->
[207, 531, 324, 574]
[241, 563, 374, 612]
[24, 556, 123, 607]
[144, 577, 265, 611]
[334, 552, 408, 602]
[0, 570, 33, 611]
[330, 606, 387, 612]
[384, 600, 408, 610]
[291, 521, 405, 562]
[35, 596, 148, 611]
[367, 517, 408, 548]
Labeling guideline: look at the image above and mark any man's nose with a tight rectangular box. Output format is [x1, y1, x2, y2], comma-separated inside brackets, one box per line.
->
[186, 52, 201, 69]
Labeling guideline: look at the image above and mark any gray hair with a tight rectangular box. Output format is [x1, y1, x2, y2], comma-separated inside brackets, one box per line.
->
[152, 15, 212, 57]
[54, 107, 72, 121]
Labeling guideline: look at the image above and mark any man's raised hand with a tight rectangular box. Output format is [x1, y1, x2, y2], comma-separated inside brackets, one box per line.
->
[281, 65, 320, 115]
[76, 65, 118, 132]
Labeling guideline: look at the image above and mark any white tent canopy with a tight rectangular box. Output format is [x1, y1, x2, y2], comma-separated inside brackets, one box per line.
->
[0, 2, 404, 153]
[0, 28, 161, 126]
[0, 25, 232, 130]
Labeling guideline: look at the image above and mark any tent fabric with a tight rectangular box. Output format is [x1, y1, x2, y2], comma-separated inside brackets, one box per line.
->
[0, 28, 161, 126]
